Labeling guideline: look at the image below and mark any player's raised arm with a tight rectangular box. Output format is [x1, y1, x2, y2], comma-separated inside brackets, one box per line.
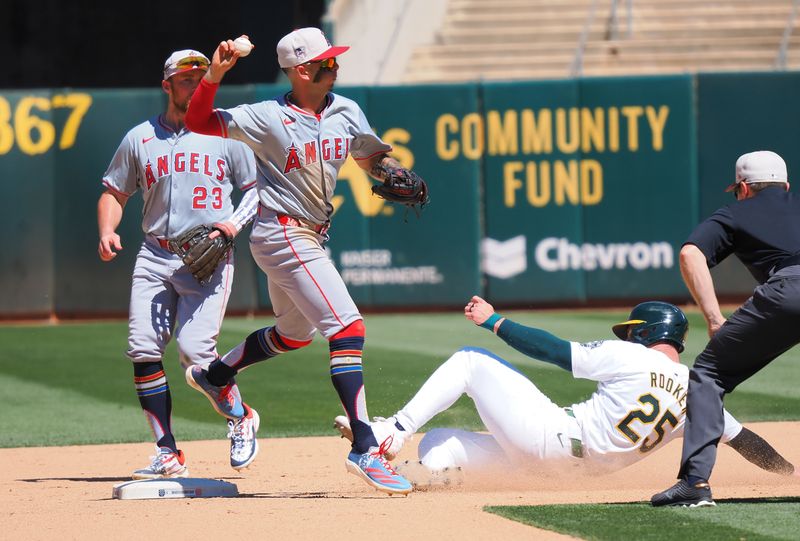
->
[465, 295, 573, 371]
[186, 37, 245, 137]
[464, 295, 501, 328]
[205, 38, 243, 84]
[185, 79, 223, 136]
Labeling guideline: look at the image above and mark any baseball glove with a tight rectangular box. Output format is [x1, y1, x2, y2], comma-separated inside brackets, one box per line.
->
[371, 166, 429, 214]
[169, 224, 234, 284]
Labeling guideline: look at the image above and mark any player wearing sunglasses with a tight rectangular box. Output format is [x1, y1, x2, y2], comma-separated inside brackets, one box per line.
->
[184, 28, 428, 496]
[97, 49, 258, 480]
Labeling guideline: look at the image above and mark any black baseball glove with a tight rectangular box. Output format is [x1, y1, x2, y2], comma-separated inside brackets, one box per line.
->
[169, 224, 234, 285]
[371, 166, 430, 214]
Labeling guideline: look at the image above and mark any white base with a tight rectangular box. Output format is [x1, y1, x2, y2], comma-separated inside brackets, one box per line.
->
[112, 478, 239, 500]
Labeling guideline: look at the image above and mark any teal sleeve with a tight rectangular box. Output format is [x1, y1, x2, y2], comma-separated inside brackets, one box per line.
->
[495, 319, 572, 371]
[480, 313, 502, 330]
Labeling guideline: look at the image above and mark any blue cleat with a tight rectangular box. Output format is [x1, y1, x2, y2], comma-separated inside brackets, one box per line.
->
[334, 415, 409, 461]
[185, 365, 245, 419]
[345, 439, 413, 495]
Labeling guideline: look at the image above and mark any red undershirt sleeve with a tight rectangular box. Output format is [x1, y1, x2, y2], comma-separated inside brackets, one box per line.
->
[185, 79, 226, 137]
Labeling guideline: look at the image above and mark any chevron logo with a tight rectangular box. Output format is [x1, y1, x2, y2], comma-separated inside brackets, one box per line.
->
[481, 235, 527, 279]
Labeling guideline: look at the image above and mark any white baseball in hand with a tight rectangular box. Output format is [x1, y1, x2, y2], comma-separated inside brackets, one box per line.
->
[233, 37, 253, 57]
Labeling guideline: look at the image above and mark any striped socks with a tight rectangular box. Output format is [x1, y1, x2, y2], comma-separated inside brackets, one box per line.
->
[329, 320, 377, 453]
[206, 326, 312, 386]
[133, 361, 176, 452]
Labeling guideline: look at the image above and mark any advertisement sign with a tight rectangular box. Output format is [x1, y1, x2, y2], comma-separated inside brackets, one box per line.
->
[326, 84, 482, 306]
[480, 76, 696, 302]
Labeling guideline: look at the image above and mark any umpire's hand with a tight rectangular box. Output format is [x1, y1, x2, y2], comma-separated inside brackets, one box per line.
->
[465, 295, 494, 326]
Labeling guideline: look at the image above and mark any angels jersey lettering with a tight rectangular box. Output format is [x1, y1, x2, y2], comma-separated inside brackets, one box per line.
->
[102, 114, 256, 238]
[215, 93, 390, 224]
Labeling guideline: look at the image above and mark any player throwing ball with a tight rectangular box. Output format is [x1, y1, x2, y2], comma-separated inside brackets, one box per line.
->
[336, 297, 797, 499]
[184, 28, 427, 495]
[98, 49, 259, 479]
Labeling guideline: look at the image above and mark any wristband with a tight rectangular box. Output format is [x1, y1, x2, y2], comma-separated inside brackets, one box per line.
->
[480, 313, 502, 331]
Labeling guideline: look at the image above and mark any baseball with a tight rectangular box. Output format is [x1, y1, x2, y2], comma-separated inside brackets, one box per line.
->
[233, 37, 253, 57]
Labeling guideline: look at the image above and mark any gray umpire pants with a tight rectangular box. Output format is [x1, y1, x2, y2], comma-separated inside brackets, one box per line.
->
[679, 266, 800, 481]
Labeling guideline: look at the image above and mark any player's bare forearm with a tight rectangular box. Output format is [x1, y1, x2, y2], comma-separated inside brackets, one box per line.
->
[363, 154, 429, 210]
[680, 244, 725, 336]
[98, 190, 126, 234]
[726, 427, 795, 476]
[364, 154, 403, 180]
[97, 190, 127, 261]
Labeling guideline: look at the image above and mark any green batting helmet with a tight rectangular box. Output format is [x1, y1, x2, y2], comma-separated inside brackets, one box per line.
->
[612, 301, 688, 353]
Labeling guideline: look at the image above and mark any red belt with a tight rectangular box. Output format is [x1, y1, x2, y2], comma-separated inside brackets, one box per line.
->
[155, 238, 176, 253]
[276, 213, 329, 235]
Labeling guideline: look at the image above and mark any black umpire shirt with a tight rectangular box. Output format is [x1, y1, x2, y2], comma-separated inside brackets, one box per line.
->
[685, 186, 800, 284]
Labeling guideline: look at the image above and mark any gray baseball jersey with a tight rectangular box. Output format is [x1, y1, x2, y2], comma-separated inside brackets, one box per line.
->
[191, 92, 392, 341]
[214, 93, 391, 225]
[102, 114, 257, 238]
[102, 113, 257, 367]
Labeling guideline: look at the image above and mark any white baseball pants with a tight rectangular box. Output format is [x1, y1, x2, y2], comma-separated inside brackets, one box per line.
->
[396, 347, 578, 470]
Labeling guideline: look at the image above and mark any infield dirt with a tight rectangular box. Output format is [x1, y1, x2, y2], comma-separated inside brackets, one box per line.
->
[4, 422, 800, 540]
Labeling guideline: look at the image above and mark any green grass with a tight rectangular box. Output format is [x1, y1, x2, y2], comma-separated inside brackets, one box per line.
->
[1, 309, 799, 447]
[485, 501, 800, 541]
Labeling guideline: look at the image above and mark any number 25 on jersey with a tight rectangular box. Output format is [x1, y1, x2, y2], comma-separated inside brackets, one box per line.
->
[617, 393, 680, 453]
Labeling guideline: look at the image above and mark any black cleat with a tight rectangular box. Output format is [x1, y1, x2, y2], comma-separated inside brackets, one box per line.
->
[651, 479, 716, 508]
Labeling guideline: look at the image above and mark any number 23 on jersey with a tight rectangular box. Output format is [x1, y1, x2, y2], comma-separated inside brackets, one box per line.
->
[192, 186, 223, 209]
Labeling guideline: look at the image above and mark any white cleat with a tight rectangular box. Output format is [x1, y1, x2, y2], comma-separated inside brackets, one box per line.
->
[229, 405, 260, 471]
[132, 447, 189, 480]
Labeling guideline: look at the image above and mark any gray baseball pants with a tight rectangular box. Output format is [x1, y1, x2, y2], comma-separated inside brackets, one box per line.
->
[679, 266, 800, 481]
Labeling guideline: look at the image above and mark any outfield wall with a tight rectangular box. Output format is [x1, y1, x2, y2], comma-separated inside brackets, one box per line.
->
[4, 71, 796, 317]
